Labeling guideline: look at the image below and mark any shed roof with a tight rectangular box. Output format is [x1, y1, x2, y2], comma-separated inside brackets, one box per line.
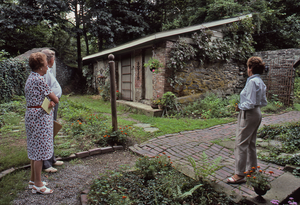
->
[83, 14, 252, 64]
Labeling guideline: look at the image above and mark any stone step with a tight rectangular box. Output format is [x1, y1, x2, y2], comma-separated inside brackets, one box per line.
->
[116, 100, 163, 117]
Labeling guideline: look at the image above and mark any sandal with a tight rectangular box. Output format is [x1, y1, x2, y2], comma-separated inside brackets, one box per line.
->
[227, 175, 246, 184]
[28, 181, 48, 189]
[32, 185, 53, 194]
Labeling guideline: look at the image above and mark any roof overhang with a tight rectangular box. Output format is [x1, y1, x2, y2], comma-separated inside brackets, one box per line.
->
[83, 14, 252, 65]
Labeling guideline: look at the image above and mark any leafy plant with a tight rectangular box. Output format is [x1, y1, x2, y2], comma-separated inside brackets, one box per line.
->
[88, 157, 240, 205]
[160, 91, 181, 116]
[144, 57, 163, 73]
[188, 152, 222, 181]
[245, 166, 272, 191]
[257, 122, 300, 166]
[135, 153, 173, 180]
[100, 80, 111, 102]
[182, 93, 239, 119]
[0, 58, 30, 103]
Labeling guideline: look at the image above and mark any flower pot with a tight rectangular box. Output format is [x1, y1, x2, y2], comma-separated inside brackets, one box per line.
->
[253, 185, 270, 203]
[254, 186, 268, 196]
[158, 104, 164, 109]
[151, 104, 159, 109]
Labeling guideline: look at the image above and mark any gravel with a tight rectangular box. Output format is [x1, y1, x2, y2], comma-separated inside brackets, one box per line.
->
[13, 150, 138, 205]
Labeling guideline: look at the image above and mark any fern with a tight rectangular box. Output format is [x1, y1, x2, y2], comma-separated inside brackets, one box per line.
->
[188, 151, 222, 180]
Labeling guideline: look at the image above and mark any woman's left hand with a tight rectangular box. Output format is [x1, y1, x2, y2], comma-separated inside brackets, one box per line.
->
[235, 105, 240, 112]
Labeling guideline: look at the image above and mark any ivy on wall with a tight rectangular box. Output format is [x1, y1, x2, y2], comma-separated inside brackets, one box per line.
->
[167, 18, 255, 88]
[0, 58, 30, 103]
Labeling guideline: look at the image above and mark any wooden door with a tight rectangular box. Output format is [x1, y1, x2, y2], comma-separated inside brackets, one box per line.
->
[121, 55, 132, 100]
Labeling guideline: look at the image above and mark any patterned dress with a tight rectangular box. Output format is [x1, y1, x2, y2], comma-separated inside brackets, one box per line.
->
[25, 72, 54, 161]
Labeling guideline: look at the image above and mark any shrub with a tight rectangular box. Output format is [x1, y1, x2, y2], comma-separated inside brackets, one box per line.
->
[0, 58, 30, 103]
[182, 93, 239, 119]
[88, 157, 243, 205]
[100, 80, 110, 101]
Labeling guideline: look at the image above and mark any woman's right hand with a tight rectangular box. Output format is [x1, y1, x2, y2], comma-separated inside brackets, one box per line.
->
[49, 101, 55, 108]
[235, 105, 240, 112]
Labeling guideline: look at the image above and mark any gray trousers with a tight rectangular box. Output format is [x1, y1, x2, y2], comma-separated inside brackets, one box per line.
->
[234, 107, 262, 176]
[43, 103, 59, 169]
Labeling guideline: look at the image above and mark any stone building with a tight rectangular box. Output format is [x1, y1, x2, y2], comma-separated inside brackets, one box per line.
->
[15, 47, 84, 94]
[83, 14, 252, 104]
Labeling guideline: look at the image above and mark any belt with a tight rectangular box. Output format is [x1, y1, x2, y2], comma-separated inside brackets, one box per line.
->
[27, 106, 42, 108]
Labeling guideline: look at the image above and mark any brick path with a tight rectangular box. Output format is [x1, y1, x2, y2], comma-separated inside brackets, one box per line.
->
[129, 111, 300, 200]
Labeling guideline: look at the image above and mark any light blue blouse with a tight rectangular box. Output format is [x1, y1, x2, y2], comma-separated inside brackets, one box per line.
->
[238, 74, 268, 110]
[43, 67, 62, 98]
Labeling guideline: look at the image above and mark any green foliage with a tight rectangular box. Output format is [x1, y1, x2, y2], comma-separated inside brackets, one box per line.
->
[257, 122, 300, 165]
[100, 80, 111, 102]
[292, 167, 300, 178]
[135, 153, 173, 180]
[245, 167, 272, 191]
[0, 1, 69, 56]
[0, 49, 9, 61]
[223, 17, 255, 61]
[0, 99, 26, 129]
[293, 77, 300, 103]
[167, 18, 254, 87]
[0, 170, 29, 205]
[188, 152, 222, 181]
[60, 97, 129, 148]
[182, 93, 239, 119]
[167, 38, 197, 87]
[0, 58, 30, 103]
[144, 57, 163, 73]
[88, 158, 241, 205]
[205, 0, 246, 22]
[160, 91, 181, 116]
[95, 126, 132, 147]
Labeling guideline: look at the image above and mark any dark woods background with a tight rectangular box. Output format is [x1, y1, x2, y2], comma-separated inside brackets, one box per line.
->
[0, 0, 299, 68]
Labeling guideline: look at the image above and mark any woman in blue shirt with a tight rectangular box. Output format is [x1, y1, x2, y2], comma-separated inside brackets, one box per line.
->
[227, 56, 267, 184]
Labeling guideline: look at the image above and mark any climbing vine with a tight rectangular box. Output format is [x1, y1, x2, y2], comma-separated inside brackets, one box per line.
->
[0, 58, 30, 103]
[167, 38, 197, 87]
[167, 17, 255, 88]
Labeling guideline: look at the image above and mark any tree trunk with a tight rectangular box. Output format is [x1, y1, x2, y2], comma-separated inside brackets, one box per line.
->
[75, 0, 82, 70]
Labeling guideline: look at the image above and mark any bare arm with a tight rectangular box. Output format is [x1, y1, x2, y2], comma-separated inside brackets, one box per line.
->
[48, 92, 59, 108]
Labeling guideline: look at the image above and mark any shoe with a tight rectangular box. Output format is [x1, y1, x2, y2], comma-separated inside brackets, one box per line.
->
[32, 185, 53, 194]
[28, 181, 48, 189]
[53, 161, 64, 166]
[227, 175, 246, 184]
[44, 167, 57, 173]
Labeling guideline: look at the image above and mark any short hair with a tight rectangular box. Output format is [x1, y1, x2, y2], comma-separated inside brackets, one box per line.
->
[41, 49, 55, 63]
[29, 52, 47, 71]
[247, 56, 265, 74]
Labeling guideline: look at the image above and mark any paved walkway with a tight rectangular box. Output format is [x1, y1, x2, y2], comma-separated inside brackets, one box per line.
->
[129, 111, 300, 203]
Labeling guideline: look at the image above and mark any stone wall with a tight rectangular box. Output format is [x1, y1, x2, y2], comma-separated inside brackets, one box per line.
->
[255, 49, 300, 66]
[172, 60, 247, 104]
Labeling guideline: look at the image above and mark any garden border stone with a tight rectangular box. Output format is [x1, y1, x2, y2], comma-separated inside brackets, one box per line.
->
[0, 145, 124, 181]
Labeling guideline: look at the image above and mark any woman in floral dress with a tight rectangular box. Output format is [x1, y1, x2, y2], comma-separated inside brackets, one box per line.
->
[25, 52, 59, 194]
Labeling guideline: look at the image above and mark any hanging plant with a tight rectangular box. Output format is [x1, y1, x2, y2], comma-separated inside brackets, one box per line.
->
[144, 57, 163, 73]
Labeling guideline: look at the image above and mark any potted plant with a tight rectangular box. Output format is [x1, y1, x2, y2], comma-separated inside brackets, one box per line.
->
[150, 97, 161, 109]
[116, 90, 121, 100]
[160, 92, 178, 111]
[144, 57, 163, 73]
[246, 166, 272, 203]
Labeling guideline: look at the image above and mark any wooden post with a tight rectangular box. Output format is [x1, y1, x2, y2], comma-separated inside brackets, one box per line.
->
[108, 54, 118, 131]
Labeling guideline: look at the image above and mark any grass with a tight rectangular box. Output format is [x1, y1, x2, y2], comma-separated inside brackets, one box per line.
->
[0, 94, 299, 204]
[68, 95, 235, 143]
[0, 170, 29, 205]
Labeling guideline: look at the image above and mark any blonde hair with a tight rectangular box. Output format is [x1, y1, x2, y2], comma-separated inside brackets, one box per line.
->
[29, 52, 47, 71]
[41, 49, 55, 63]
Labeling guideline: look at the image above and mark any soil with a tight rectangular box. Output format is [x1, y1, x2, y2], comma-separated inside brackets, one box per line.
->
[13, 150, 138, 205]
